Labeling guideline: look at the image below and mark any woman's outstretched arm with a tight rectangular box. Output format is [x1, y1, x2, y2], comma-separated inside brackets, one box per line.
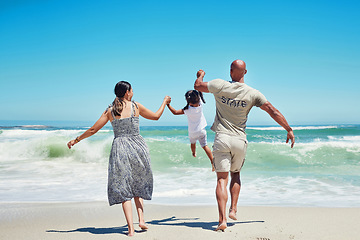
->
[137, 96, 171, 120]
[67, 110, 110, 149]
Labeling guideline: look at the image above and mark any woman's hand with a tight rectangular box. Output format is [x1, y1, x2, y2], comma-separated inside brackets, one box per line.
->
[67, 139, 77, 149]
[164, 96, 171, 105]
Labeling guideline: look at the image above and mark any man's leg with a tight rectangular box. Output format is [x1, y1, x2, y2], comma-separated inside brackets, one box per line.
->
[216, 171, 229, 230]
[229, 172, 241, 220]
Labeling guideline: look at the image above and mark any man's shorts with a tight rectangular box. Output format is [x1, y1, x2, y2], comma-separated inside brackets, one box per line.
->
[189, 129, 207, 147]
[212, 133, 247, 173]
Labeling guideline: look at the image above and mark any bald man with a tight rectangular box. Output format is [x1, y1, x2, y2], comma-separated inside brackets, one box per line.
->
[194, 60, 295, 231]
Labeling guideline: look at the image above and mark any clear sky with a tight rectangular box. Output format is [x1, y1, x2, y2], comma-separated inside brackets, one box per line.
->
[1, 0, 359, 126]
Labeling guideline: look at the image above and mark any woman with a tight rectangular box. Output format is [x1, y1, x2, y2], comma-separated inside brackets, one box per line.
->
[67, 81, 171, 236]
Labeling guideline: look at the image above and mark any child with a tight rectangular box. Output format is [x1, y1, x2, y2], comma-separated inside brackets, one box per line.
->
[167, 89, 214, 171]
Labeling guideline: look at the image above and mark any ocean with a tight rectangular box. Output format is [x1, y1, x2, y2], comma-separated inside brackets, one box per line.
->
[0, 123, 359, 207]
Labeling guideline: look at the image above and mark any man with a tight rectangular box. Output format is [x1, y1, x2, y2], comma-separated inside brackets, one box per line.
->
[194, 59, 295, 231]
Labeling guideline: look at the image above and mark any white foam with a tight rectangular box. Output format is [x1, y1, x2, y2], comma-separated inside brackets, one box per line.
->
[1, 125, 359, 207]
[20, 125, 49, 128]
[248, 126, 338, 131]
[328, 135, 360, 142]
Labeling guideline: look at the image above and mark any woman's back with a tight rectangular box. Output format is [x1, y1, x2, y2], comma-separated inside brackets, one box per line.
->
[110, 101, 140, 137]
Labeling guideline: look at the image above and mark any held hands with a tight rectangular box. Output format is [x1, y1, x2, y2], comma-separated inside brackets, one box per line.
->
[197, 69, 205, 78]
[164, 96, 171, 105]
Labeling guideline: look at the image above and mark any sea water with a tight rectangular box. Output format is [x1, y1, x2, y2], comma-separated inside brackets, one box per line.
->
[0, 123, 359, 207]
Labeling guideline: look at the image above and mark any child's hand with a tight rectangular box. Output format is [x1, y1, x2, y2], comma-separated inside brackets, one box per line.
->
[197, 69, 205, 78]
[164, 96, 171, 105]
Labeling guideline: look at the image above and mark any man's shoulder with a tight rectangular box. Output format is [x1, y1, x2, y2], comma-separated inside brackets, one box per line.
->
[208, 78, 227, 93]
[209, 78, 226, 84]
[242, 83, 262, 93]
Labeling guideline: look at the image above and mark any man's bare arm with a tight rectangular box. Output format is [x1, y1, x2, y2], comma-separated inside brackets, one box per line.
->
[260, 101, 295, 148]
[194, 69, 210, 93]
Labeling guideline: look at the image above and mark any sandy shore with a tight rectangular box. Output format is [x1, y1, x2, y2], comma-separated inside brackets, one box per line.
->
[0, 201, 359, 240]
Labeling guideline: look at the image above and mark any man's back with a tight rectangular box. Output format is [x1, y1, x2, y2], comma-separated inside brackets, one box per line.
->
[208, 79, 267, 138]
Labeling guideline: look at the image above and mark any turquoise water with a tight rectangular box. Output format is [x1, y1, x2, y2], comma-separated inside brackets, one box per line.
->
[0, 123, 359, 207]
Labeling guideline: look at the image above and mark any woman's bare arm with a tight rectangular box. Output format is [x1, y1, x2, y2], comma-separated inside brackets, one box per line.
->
[67, 110, 110, 149]
[137, 96, 171, 120]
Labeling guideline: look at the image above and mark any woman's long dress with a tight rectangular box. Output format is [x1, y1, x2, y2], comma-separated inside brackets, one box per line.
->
[107, 102, 153, 206]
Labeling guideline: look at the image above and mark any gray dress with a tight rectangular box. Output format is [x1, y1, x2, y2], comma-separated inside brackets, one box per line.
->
[108, 102, 153, 206]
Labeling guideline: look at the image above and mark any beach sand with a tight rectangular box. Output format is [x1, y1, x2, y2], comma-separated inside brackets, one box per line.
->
[0, 202, 359, 240]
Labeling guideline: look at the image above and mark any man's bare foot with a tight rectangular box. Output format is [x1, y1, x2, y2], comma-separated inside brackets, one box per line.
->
[139, 223, 148, 230]
[214, 222, 227, 232]
[192, 152, 196, 157]
[229, 208, 237, 220]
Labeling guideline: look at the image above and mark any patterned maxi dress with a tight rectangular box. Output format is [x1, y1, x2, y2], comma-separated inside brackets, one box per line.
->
[107, 102, 153, 206]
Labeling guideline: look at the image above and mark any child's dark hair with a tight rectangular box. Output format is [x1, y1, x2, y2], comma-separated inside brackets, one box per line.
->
[183, 90, 206, 110]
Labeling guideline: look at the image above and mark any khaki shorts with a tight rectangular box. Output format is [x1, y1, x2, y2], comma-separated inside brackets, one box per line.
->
[212, 133, 247, 173]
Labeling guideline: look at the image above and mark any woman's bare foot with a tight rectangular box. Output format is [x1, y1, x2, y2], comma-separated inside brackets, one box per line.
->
[127, 230, 135, 237]
[214, 222, 227, 232]
[229, 208, 237, 220]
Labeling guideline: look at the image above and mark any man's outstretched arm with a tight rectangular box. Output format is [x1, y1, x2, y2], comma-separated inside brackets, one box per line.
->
[260, 101, 295, 148]
[194, 70, 210, 93]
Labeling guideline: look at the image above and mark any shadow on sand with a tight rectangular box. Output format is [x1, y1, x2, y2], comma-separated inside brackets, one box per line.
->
[147, 216, 264, 231]
[47, 216, 264, 235]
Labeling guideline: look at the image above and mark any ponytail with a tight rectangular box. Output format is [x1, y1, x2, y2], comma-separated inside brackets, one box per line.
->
[112, 81, 132, 117]
[199, 91, 206, 104]
[112, 97, 125, 116]
[183, 90, 206, 110]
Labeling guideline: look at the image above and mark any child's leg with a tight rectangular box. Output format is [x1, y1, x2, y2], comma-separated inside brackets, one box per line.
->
[134, 197, 148, 230]
[191, 143, 196, 157]
[202, 145, 215, 171]
[199, 130, 215, 171]
[189, 133, 197, 157]
[122, 200, 135, 236]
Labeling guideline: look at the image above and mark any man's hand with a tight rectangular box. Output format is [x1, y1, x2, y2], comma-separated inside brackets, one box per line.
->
[197, 69, 205, 78]
[286, 130, 295, 148]
[194, 69, 209, 93]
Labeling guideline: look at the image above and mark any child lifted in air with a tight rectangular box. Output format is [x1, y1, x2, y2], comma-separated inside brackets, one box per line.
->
[167, 89, 214, 171]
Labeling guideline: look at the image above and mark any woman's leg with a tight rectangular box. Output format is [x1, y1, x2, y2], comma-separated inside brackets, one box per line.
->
[134, 197, 148, 230]
[122, 200, 135, 236]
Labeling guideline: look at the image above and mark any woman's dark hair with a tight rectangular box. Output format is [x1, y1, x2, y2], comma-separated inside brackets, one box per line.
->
[112, 81, 132, 116]
[183, 90, 206, 110]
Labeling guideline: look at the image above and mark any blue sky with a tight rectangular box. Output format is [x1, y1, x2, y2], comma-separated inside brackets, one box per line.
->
[1, 0, 359, 126]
